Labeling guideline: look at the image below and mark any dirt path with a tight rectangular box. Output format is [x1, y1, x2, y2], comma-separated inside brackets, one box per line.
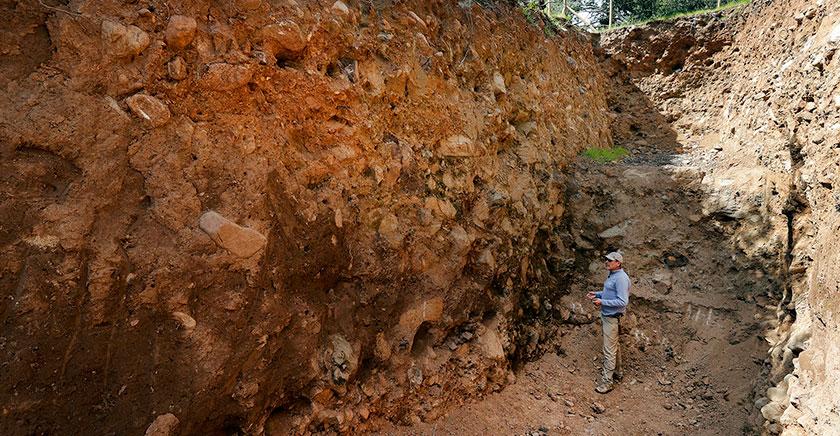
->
[384, 153, 774, 435]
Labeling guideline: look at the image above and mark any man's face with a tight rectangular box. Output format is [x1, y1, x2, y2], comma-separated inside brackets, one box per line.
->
[605, 259, 621, 271]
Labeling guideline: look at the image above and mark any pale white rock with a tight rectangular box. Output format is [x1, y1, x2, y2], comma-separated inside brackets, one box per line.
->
[172, 311, 196, 330]
[761, 401, 785, 422]
[492, 71, 507, 94]
[145, 413, 179, 436]
[829, 23, 840, 43]
[199, 210, 267, 258]
[437, 135, 482, 157]
[125, 94, 171, 127]
[598, 221, 628, 239]
[332, 0, 350, 15]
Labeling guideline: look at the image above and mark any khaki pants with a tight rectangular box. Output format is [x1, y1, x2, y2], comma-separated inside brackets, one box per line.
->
[601, 314, 623, 382]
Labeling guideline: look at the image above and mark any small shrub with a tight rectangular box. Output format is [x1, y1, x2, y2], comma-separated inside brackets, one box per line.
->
[582, 146, 628, 163]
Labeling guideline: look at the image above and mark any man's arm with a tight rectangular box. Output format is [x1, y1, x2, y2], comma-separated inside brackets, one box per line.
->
[598, 276, 629, 308]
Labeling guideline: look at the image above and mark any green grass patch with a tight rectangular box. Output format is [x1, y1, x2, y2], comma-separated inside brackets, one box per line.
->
[601, 0, 750, 32]
[582, 146, 628, 163]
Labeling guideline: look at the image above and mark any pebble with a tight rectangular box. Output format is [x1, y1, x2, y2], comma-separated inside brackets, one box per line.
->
[101, 20, 150, 58]
[125, 93, 171, 127]
[165, 15, 197, 50]
[591, 402, 606, 414]
[167, 56, 188, 80]
[199, 63, 255, 91]
[144, 413, 179, 436]
[171, 311, 196, 330]
[332, 0, 350, 15]
[258, 21, 306, 59]
[198, 210, 267, 258]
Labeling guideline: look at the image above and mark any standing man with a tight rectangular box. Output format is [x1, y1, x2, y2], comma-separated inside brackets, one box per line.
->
[587, 251, 630, 394]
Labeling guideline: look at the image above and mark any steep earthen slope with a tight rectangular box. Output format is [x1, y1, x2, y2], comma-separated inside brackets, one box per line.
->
[604, 1, 840, 434]
[0, 1, 612, 434]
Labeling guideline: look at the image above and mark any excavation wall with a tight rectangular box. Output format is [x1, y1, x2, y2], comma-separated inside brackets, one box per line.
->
[0, 1, 611, 434]
[604, 0, 840, 433]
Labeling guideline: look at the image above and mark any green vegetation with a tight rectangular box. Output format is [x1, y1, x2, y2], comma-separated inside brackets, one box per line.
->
[582, 146, 628, 163]
[507, 0, 750, 31]
[605, 0, 750, 29]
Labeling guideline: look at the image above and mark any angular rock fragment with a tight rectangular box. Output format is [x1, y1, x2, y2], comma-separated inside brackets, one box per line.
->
[165, 15, 197, 50]
[378, 213, 403, 247]
[199, 211, 267, 258]
[437, 134, 482, 157]
[171, 311, 196, 330]
[167, 56, 188, 80]
[332, 0, 350, 15]
[144, 413, 179, 436]
[125, 94, 171, 127]
[101, 20, 150, 58]
[199, 63, 255, 91]
[492, 71, 507, 94]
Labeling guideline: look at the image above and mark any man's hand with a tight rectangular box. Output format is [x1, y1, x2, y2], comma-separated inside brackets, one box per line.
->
[586, 291, 596, 300]
[592, 298, 602, 306]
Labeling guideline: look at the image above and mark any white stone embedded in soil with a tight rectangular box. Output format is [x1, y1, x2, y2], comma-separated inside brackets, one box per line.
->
[125, 94, 171, 127]
[144, 413, 179, 436]
[165, 15, 197, 50]
[199, 210, 267, 258]
[437, 134, 482, 157]
[492, 71, 507, 94]
[101, 20, 150, 58]
[829, 23, 840, 43]
[332, 0, 350, 15]
[171, 311, 196, 330]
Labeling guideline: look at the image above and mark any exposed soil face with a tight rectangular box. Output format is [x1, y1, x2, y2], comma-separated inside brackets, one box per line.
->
[2, 0, 839, 435]
[0, 1, 612, 434]
[393, 0, 840, 434]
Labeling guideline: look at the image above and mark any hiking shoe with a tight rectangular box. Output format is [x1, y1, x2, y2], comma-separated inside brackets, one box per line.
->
[595, 380, 614, 394]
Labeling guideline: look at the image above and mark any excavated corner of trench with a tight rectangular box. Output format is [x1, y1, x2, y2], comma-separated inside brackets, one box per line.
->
[1, 0, 839, 435]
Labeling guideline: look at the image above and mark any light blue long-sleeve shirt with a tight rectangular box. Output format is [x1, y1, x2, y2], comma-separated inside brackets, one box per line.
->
[595, 269, 630, 316]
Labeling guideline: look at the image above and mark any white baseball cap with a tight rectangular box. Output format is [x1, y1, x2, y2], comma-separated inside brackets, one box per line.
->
[605, 251, 623, 262]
